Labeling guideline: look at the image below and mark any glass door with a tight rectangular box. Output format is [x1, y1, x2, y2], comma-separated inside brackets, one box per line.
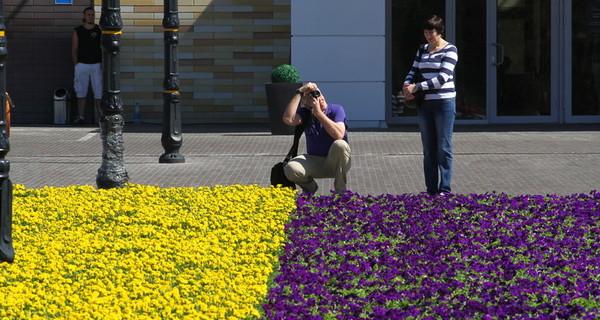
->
[490, 0, 557, 123]
[454, 0, 487, 121]
[565, 0, 600, 122]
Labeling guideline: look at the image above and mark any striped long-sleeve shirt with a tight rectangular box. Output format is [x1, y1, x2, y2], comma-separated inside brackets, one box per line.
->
[404, 43, 458, 100]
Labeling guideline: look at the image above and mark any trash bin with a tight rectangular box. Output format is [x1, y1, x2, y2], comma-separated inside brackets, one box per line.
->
[53, 88, 69, 124]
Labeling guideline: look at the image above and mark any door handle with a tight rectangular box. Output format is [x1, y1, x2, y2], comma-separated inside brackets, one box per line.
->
[492, 43, 504, 66]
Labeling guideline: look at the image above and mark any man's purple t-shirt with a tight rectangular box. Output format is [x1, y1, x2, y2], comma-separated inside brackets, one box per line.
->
[297, 104, 348, 157]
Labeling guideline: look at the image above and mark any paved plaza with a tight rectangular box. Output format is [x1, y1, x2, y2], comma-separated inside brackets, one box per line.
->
[6, 123, 600, 196]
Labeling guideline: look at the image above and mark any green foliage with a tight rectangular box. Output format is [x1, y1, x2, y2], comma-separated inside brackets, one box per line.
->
[270, 64, 300, 83]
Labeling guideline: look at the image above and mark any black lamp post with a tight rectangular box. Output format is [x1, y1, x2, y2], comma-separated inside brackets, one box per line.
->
[159, 0, 184, 164]
[96, 0, 129, 188]
[0, 0, 14, 263]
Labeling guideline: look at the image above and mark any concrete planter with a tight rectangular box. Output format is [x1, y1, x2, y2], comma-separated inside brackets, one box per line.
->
[265, 82, 302, 135]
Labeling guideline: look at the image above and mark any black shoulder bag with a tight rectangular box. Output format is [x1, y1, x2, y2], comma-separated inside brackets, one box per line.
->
[270, 123, 305, 189]
[405, 44, 428, 109]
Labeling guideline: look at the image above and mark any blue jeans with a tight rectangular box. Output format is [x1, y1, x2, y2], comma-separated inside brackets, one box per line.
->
[417, 98, 456, 194]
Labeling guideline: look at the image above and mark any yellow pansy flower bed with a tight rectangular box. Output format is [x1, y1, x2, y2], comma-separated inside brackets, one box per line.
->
[0, 184, 296, 319]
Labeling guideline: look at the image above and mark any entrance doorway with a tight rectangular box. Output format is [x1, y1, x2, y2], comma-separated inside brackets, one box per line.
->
[460, 0, 555, 123]
[389, 0, 600, 124]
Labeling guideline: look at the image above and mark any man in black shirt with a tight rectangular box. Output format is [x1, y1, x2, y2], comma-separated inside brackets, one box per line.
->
[71, 6, 102, 125]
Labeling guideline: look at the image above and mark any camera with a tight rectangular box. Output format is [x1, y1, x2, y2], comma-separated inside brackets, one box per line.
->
[309, 90, 321, 98]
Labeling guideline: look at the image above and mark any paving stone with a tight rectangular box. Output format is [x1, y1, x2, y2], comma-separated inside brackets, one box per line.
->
[7, 124, 600, 196]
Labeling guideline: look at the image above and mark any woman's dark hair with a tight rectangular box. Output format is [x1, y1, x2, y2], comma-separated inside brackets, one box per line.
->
[423, 15, 445, 35]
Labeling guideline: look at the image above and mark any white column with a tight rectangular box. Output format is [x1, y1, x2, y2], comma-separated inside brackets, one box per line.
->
[291, 0, 387, 128]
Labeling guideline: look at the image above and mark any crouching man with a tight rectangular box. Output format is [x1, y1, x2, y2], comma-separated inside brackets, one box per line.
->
[282, 82, 351, 194]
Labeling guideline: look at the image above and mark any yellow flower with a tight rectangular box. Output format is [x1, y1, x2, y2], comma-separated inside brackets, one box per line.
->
[0, 184, 296, 319]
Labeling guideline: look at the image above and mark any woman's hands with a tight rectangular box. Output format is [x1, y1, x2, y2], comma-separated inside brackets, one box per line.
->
[402, 83, 417, 101]
[402, 83, 417, 100]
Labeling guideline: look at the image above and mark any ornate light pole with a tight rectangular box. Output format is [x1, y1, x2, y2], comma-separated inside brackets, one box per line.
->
[0, 0, 14, 263]
[97, 0, 129, 188]
[159, 0, 184, 163]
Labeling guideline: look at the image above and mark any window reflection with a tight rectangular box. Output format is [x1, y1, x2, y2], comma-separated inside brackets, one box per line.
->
[573, 0, 600, 116]
[455, 0, 486, 120]
[390, 0, 444, 119]
[496, 1, 551, 117]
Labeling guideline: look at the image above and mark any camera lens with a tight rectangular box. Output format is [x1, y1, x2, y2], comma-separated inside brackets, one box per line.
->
[309, 90, 321, 98]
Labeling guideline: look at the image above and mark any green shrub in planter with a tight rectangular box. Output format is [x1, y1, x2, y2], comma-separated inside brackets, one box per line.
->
[270, 64, 300, 83]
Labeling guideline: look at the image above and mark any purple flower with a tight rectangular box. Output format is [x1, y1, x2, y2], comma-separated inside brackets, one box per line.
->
[262, 191, 600, 319]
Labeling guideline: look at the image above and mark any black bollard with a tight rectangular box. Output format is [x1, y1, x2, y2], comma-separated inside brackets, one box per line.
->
[159, 0, 185, 164]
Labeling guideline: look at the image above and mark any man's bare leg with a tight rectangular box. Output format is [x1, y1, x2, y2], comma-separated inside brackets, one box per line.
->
[73, 98, 86, 125]
[94, 99, 101, 123]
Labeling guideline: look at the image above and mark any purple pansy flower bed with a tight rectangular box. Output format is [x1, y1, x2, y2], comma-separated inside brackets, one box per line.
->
[263, 191, 600, 319]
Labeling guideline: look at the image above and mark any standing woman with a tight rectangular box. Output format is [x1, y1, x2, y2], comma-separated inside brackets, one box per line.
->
[403, 15, 458, 195]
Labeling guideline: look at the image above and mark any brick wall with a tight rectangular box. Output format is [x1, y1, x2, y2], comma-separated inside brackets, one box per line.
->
[6, 0, 91, 124]
[5, 0, 291, 124]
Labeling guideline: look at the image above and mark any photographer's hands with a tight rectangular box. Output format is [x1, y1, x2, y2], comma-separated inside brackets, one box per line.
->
[297, 82, 317, 94]
[283, 82, 344, 140]
[283, 82, 317, 126]
[301, 84, 345, 140]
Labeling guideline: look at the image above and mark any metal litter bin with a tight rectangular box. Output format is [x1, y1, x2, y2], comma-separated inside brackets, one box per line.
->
[53, 88, 69, 124]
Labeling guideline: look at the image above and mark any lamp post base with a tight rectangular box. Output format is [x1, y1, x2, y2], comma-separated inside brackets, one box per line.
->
[96, 113, 129, 189]
[159, 152, 185, 164]
[0, 177, 14, 263]
[0, 243, 14, 263]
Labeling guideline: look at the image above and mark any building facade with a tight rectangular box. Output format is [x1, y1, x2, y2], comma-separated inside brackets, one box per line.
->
[293, 0, 600, 127]
[6, 0, 291, 125]
[5, 0, 600, 126]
